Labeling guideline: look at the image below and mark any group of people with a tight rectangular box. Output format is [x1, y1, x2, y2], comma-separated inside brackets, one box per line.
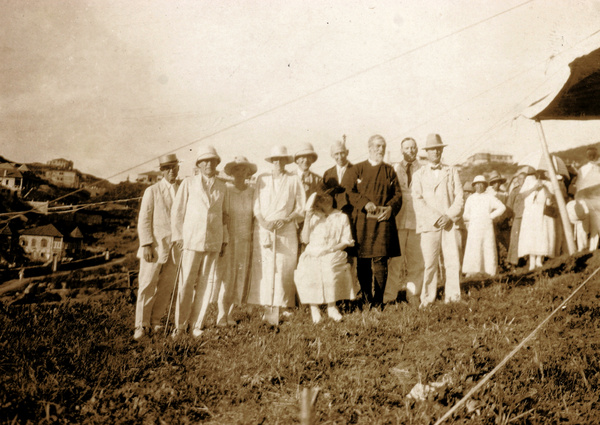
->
[132, 133, 598, 339]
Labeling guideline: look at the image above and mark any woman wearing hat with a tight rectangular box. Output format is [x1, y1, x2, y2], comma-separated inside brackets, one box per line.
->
[294, 187, 358, 323]
[518, 170, 557, 270]
[462, 175, 506, 276]
[247, 145, 306, 325]
[214, 156, 257, 326]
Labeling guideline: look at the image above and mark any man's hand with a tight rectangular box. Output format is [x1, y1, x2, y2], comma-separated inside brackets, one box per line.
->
[174, 240, 184, 250]
[377, 206, 392, 222]
[143, 245, 157, 263]
[270, 219, 287, 230]
[365, 202, 377, 214]
[435, 215, 452, 230]
[220, 242, 228, 257]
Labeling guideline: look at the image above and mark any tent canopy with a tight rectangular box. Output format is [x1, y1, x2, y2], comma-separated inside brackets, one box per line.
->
[525, 46, 600, 120]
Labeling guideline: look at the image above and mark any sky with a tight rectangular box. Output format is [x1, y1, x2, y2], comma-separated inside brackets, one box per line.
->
[2, 0, 600, 182]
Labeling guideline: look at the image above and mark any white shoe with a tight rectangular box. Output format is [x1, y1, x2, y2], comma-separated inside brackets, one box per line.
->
[310, 306, 322, 324]
[192, 328, 204, 338]
[133, 327, 145, 340]
[171, 328, 184, 339]
[153, 324, 165, 334]
[327, 306, 343, 322]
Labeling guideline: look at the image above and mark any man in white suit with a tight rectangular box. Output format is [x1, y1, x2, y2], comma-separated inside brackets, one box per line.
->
[384, 137, 424, 304]
[134, 154, 181, 340]
[412, 134, 464, 307]
[171, 145, 229, 337]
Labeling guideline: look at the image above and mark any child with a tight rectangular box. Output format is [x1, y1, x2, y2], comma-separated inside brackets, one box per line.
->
[294, 189, 358, 323]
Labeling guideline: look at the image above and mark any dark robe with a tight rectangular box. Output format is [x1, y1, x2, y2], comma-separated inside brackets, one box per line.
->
[342, 160, 402, 258]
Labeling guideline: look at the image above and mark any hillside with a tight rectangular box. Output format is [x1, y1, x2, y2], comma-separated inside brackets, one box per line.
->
[1, 251, 598, 423]
[553, 142, 600, 167]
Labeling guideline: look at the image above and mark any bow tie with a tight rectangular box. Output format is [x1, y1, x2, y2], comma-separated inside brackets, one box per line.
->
[430, 164, 442, 170]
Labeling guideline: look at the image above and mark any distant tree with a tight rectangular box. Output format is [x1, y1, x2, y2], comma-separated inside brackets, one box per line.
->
[98, 181, 146, 202]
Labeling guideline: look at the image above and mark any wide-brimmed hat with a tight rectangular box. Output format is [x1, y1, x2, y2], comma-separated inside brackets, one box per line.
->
[158, 153, 179, 168]
[265, 145, 292, 164]
[196, 145, 221, 165]
[487, 170, 506, 184]
[472, 175, 488, 185]
[330, 140, 348, 156]
[423, 134, 447, 150]
[293, 142, 318, 162]
[224, 156, 257, 177]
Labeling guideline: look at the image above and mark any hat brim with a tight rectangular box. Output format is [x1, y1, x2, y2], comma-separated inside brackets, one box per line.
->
[196, 155, 221, 165]
[265, 156, 292, 164]
[158, 160, 180, 168]
[293, 152, 318, 162]
[423, 144, 448, 150]
[224, 162, 258, 177]
[489, 178, 506, 184]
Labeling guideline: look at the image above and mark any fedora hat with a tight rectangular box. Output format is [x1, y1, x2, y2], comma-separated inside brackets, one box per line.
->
[330, 140, 348, 156]
[423, 134, 447, 150]
[224, 156, 257, 177]
[487, 170, 506, 184]
[196, 145, 221, 165]
[293, 142, 318, 162]
[472, 175, 488, 185]
[265, 145, 292, 164]
[158, 153, 179, 168]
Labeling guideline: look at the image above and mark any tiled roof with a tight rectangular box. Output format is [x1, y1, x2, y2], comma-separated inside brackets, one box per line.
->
[0, 163, 22, 178]
[20, 224, 63, 237]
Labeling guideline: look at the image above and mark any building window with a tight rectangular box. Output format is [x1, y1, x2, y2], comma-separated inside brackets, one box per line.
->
[21, 239, 27, 247]
[41, 239, 48, 248]
[31, 239, 36, 247]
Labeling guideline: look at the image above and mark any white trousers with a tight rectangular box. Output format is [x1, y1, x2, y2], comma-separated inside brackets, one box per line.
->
[420, 228, 461, 305]
[385, 229, 424, 302]
[175, 250, 218, 331]
[135, 249, 179, 329]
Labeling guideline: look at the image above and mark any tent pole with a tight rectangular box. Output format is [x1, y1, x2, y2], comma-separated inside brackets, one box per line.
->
[535, 120, 576, 255]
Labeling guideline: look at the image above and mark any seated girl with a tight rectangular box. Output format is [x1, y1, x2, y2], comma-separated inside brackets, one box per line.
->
[294, 189, 358, 323]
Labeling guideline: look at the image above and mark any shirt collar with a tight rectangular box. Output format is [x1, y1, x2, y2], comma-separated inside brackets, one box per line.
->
[368, 158, 383, 166]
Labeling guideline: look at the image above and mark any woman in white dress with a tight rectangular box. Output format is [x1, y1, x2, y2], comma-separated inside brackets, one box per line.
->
[294, 189, 358, 323]
[462, 175, 506, 276]
[247, 145, 306, 325]
[518, 171, 557, 270]
[215, 156, 256, 327]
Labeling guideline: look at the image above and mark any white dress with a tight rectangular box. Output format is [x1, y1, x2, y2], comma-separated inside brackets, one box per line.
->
[247, 172, 306, 308]
[462, 192, 506, 275]
[518, 178, 556, 258]
[294, 210, 358, 304]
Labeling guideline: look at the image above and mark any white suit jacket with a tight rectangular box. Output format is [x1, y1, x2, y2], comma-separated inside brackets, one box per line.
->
[412, 163, 464, 233]
[171, 175, 229, 252]
[137, 178, 179, 263]
[393, 160, 421, 230]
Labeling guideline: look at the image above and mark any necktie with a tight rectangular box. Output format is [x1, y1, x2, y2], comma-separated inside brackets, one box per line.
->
[406, 162, 412, 186]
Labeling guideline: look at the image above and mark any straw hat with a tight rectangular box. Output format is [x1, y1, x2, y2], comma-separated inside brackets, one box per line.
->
[293, 142, 318, 162]
[472, 175, 488, 185]
[330, 140, 348, 156]
[196, 145, 221, 164]
[487, 170, 506, 184]
[265, 145, 292, 164]
[422, 134, 447, 150]
[224, 156, 257, 177]
[158, 153, 179, 168]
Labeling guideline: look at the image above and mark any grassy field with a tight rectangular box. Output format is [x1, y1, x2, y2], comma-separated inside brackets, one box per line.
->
[1, 252, 599, 424]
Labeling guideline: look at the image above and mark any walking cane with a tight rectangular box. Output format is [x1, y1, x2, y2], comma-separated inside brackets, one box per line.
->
[265, 228, 278, 325]
[164, 253, 183, 337]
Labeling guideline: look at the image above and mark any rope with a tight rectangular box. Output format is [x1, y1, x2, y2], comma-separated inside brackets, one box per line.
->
[433, 265, 600, 425]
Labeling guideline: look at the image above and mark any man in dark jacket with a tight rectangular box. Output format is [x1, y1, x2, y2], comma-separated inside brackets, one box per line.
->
[342, 134, 402, 309]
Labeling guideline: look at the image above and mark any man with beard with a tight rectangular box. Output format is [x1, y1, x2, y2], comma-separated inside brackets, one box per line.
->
[342, 134, 402, 309]
[384, 137, 424, 304]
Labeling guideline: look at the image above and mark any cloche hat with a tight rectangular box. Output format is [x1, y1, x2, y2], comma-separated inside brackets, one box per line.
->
[224, 156, 257, 177]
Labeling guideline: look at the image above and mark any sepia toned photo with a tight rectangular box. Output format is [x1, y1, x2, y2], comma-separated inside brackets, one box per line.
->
[2, 1, 600, 423]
